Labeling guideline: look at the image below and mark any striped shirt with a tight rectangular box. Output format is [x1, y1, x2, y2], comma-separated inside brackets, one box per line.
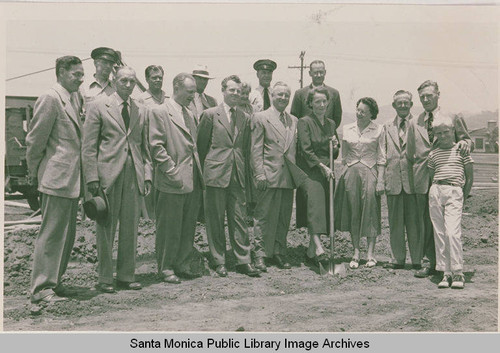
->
[427, 144, 473, 187]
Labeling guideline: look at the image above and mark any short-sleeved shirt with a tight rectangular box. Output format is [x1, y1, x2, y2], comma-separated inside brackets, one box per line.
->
[427, 143, 473, 187]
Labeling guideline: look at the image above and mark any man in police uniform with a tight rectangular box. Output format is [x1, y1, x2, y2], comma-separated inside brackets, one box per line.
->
[81, 47, 119, 104]
[249, 59, 277, 113]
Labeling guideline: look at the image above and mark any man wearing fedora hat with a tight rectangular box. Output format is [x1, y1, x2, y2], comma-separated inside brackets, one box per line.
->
[249, 59, 277, 113]
[26, 55, 85, 304]
[190, 65, 218, 123]
[83, 66, 152, 293]
[81, 47, 119, 104]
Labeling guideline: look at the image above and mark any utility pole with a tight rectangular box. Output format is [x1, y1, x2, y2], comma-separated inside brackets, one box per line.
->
[288, 51, 308, 88]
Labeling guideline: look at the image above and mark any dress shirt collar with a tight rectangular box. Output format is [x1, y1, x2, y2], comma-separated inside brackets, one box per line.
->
[89, 75, 111, 89]
[222, 102, 235, 122]
[425, 106, 440, 121]
[350, 120, 377, 134]
[170, 97, 186, 115]
[397, 113, 411, 127]
[114, 92, 131, 108]
[309, 83, 325, 89]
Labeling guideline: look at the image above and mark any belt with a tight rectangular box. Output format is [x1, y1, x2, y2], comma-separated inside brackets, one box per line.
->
[433, 180, 461, 187]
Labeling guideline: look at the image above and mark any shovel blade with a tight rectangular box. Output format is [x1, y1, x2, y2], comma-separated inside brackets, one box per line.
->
[319, 260, 347, 278]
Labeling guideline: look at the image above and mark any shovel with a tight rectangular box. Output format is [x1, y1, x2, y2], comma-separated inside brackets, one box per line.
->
[319, 139, 347, 277]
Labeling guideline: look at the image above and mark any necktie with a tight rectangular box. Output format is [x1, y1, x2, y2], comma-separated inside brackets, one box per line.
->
[182, 106, 197, 139]
[427, 112, 434, 143]
[263, 87, 271, 110]
[399, 117, 406, 148]
[279, 112, 288, 128]
[229, 107, 236, 137]
[122, 101, 130, 130]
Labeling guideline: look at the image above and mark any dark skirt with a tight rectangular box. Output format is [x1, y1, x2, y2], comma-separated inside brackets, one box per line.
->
[334, 163, 381, 239]
[300, 174, 334, 235]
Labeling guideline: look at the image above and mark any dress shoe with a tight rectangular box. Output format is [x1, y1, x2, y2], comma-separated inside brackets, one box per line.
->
[254, 257, 267, 272]
[273, 254, 291, 269]
[215, 264, 228, 277]
[36, 293, 69, 304]
[54, 285, 78, 297]
[236, 264, 261, 277]
[96, 283, 116, 293]
[175, 270, 201, 279]
[414, 267, 437, 278]
[116, 280, 142, 290]
[383, 263, 405, 270]
[160, 274, 181, 284]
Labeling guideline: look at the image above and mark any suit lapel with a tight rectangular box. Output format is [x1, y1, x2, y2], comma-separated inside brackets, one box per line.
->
[52, 86, 81, 131]
[267, 110, 286, 140]
[201, 93, 210, 110]
[234, 109, 246, 139]
[106, 98, 127, 133]
[216, 105, 233, 141]
[416, 112, 430, 144]
[388, 117, 401, 152]
[167, 101, 192, 139]
[284, 113, 295, 152]
[127, 99, 140, 136]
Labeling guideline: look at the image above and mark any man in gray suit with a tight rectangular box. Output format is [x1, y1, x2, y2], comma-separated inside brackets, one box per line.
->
[149, 73, 205, 284]
[83, 66, 152, 293]
[251, 81, 299, 271]
[26, 55, 84, 304]
[197, 75, 260, 278]
[383, 90, 419, 270]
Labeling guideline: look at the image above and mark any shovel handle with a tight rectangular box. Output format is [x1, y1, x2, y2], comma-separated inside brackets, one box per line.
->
[329, 140, 335, 258]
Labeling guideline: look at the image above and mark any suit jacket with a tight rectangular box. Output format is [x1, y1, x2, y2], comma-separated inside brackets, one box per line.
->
[149, 99, 204, 194]
[190, 92, 218, 124]
[290, 84, 342, 127]
[383, 115, 414, 195]
[82, 93, 152, 195]
[296, 115, 339, 181]
[26, 83, 83, 199]
[251, 107, 299, 189]
[197, 104, 251, 189]
[406, 109, 473, 194]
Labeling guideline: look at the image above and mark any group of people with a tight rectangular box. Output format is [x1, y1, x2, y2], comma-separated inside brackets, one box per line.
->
[25, 46, 474, 305]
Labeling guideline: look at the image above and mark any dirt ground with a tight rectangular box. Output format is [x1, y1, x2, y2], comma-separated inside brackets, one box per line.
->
[3, 186, 498, 332]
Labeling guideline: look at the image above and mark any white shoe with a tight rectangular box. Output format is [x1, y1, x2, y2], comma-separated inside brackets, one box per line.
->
[451, 274, 465, 289]
[438, 274, 451, 288]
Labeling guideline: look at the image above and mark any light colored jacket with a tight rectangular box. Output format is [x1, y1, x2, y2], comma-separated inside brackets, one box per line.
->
[82, 93, 152, 195]
[341, 121, 386, 169]
[250, 106, 298, 189]
[383, 115, 414, 195]
[148, 98, 204, 194]
[26, 83, 83, 199]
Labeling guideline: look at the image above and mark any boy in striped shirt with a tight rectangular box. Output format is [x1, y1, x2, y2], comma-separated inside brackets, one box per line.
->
[427, 117, 473, 289]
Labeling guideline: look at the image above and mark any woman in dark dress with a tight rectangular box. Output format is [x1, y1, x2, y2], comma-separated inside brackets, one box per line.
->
[297, 87, 340, 267]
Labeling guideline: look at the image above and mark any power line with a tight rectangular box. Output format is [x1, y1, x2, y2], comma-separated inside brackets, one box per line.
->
[6, 57, 92, 82]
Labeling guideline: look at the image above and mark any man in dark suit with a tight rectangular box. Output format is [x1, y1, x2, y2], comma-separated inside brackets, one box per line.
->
[291, 60, 342, 228]
[250, 81, 299, 271]
[197, 75, 260, 278]
[149, 73, 205, 284]
[190, 65, 218, 122]
[83, 66, 152, 293]
[407, 80, 473, 278]
[383, 90, 419, 270]
[26, 55, 84, 304]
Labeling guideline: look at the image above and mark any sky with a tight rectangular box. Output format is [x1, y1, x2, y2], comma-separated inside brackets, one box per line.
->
[3, 3, 499, 118]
